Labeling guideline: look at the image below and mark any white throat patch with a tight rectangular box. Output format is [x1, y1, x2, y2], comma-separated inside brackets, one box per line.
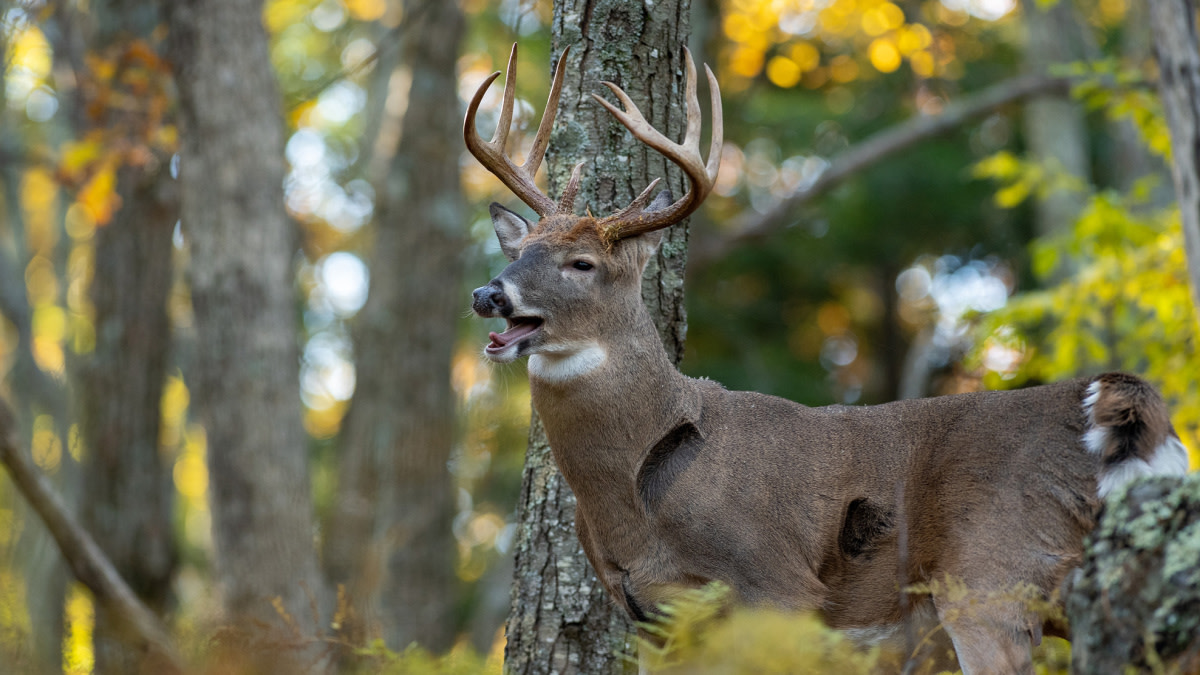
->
[528, 343, 608, 383]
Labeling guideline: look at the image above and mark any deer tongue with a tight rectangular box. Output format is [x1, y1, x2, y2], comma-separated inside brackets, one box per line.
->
[488, 320, 540, 349]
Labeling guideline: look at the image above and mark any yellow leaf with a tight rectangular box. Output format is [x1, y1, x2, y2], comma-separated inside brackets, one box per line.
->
[897, 24, 933, 54]
[77, 162, 122, 227]
[868, 38, 901, 73]
[59, 136, 104, 179]
[1031, 243, 1060, 280]
[9, 25, 52, 82]
[154, 124, 179, 153]
[263, 0, 313, 34]
[767, 56, 803, 88]
[63, 585, 95, 675]
[344, 0, 386, 21]
[32, 305, 67, 343]
[174, 454, 209, 499]
[972, 151, 1022, 180]
[789, 42, 820, 72]
[994, 180, 1030, 208]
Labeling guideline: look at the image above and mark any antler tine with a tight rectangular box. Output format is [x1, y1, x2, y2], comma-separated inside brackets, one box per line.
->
[702, 63, 723, 181]
[528, 49, 569, 181]
[491, 46, 518, 151]
[557, 161, 586, 213]
[593, 47, 724, 242]
[464, 44, 571, 217]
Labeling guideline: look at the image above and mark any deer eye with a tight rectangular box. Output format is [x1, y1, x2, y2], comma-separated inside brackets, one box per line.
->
[571, 260, 594, 271]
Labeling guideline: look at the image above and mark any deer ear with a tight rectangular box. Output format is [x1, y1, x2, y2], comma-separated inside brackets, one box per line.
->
[647, 189, 674, 213]
[632, 189, 674, 265]
[490, 203, 531, 262]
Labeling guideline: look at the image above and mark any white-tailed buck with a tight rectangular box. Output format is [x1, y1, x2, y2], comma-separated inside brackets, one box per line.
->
[466, 44, 1190, 674]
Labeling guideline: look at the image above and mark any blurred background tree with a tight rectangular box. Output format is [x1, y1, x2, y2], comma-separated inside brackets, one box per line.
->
[0, 0, 1196, 672]
[70, 3, 178, 673]
[323, 0, 463, 655]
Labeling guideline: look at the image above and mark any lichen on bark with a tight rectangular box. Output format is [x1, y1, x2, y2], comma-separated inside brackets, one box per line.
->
[503, 1, 694, 673]
[1067, 475, 1200, 673]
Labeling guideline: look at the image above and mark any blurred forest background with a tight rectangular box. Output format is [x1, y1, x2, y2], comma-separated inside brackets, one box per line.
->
[0, 0, 1197, 672]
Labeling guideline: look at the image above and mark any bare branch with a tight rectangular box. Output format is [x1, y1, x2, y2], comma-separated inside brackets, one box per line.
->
[0, 399, 183, 673]
[690, 73, 1073, 268]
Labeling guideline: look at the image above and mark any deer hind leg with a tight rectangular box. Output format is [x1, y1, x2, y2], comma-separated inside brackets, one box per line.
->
[935, 600, 1034, 675]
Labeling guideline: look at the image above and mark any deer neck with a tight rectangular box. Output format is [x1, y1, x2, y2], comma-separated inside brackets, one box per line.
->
[529, 308, 691, 514]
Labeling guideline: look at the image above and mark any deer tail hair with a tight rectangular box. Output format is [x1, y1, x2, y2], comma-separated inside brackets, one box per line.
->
[1082, 373, 1189, 498]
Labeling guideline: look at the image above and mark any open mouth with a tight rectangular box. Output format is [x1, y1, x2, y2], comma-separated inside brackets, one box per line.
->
[485, 316, 544, 355]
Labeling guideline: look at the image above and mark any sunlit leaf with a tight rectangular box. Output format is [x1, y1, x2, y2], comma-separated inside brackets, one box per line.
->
[972, 151, 1022, 180]
[343, 0, 386, 21]
[58, 136, 105, 181]
[994, 180, 1030, 208]
[1031, 242, 1060, 280]
[868, 37, 901, 73]
[766, 56, 803, 88]
[76, 161, 123, 227]
[63, 586, 94, 675]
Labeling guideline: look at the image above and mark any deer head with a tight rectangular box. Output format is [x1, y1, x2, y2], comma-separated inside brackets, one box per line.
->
[467, 44, 721, 369]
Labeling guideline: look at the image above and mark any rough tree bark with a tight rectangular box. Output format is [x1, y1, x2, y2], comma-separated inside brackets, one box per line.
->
[1149, 0, 1200, 315]
[324, 0, 463, 652]
[82, 167, 177, 674]
[76, 4, 178, 672]
[504, 2, 693, 673]
[1067, 475, 1200, 673]
[165, 0, 328, 660]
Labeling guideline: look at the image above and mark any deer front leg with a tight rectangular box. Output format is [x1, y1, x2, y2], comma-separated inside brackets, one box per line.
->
[935, 600, 1035, 675]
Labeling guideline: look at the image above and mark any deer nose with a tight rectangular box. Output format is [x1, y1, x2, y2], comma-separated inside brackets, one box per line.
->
[472, 283, 509, 316]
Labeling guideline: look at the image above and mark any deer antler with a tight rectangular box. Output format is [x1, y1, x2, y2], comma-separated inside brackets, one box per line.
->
[593, 48, 723, 243]
[465, 44, 579, 217]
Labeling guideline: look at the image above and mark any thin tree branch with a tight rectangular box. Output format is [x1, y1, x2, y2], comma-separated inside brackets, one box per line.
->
[0, 398, 183, 673]
[690, 73, 1073, 268]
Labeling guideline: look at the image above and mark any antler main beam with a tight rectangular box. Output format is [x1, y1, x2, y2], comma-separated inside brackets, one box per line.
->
[464, 44, 571, 217]
[595, 48, 723, 242]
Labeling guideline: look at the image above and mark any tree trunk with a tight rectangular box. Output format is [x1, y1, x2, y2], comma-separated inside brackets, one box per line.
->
[0, 167, 70, 675]
[165, 0, 327, 661]
[1020, 0, 1091, 244]
[82, 165, 177, 673]
[1067, 475, 1200, 673]
[77, 4, 179, 671]
[323, 0, 463, 652]
[1148, 0, 1200, 315]
[504, 3, 692, 673]
[1106, 0, 1170, 203]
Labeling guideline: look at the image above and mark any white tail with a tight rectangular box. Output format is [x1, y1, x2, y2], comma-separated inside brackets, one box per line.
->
[466, 44, 1188, 675]
[1082, 373, 1189, 498]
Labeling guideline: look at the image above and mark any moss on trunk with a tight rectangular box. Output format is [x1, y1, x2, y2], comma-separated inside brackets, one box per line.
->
[1067, 475, 1200, 673]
